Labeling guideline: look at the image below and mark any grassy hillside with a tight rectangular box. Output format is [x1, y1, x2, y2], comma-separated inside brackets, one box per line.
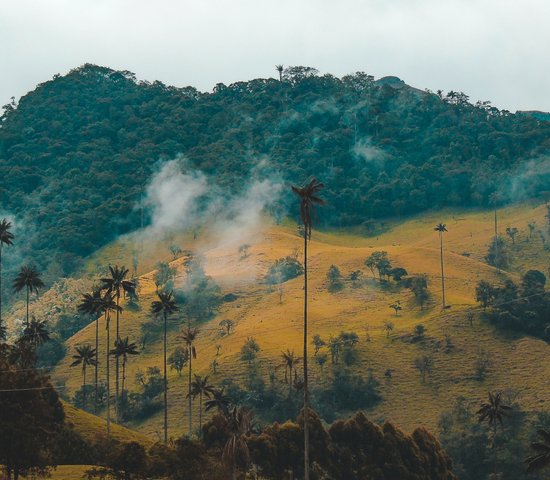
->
[52, 202, 549, 439]
[62, 400, 152, 446]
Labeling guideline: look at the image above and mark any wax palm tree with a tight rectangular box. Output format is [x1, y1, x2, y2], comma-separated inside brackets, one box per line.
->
[525, 428, 550, 473]
[21, 317, 50, 349]
[13, 265, 44, 326]
[188, 374, 215, 436]
[279, 349, 301, 396]
[275, 64, 284, 81]
[222, 406, 254, 480]
[98, 291, 120, 436]
[78, 288, 104, 411]
[291, 178, 325, 480]
[434, 223, 448, 309]
[205, 388, 232, 416]
[70, 344, 97, 411]
[110, 337, 139, 402]
[0, 219, 14, 332]
[100, 265, 135, 422]
[180, 325, 199, 437]
[477, 391, 512, 477]
[151, 290, 178, 444]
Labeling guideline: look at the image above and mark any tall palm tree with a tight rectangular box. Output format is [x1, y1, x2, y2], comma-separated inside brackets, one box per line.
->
[275, 64, 284, 81]
[100, 265, 135, 423]
[279, 349, 301, 396]
[205, 388, 232, 416]
[98, 291, 120, 436]
[78, 288, 104, 412]
[188, 374, 214, 436]
[70, 344, 97, 411]
[222, 406, 254, 480]
[0, 219, 14, 333]
[110, 337, 139, 404]
[21, 317, 50, 349]
[180, 325, 199, 437]
[151, 290, 178, 444]
[291, 178, 325, 480]
[434, 223, 448, 309]
[525, 428, 550, 473]
[12, 265, 44, 326]
[477, 391, 512, 477]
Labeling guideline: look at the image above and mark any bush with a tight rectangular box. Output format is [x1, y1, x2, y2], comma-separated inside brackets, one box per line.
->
[265, 256, 303, 284]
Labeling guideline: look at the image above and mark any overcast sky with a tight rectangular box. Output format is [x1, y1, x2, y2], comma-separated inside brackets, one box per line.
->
[1, 0, 549, 112]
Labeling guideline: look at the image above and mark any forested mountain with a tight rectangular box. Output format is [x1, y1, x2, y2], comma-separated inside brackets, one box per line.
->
[1, 64, 549, 275]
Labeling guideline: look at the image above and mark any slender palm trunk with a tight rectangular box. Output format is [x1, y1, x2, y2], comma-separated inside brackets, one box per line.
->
[95, 316, 99, 413]
[163, 311, 168, 444]
[232, 462, 237, 480]
[439, 232, 446, 309]
[188, 344, 193, 437]
[115, 291, 120, 423]
[26, 287, 29, 327]
[493, 423, 498, 476]
[83, 366, 87, 411]
[0, 246, 3, 330]
[121, 357, 126, 408]
[199, 391, 202, 436]
[106, 311, 111, 436]
[494, 208, 500, 272]
[303, 233, 310, 480]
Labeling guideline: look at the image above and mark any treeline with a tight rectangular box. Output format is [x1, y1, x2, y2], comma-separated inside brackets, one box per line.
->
[475, 269, 549, 338]
[1, 64, 549, 277]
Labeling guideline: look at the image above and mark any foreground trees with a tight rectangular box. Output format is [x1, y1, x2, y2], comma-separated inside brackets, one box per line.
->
[0, 218, 14, 333]
[292, 177, 325, 480]
[0, 344, 65, 480]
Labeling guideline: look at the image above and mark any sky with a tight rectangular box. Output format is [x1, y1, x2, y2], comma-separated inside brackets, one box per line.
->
[1, 0, 549, 112]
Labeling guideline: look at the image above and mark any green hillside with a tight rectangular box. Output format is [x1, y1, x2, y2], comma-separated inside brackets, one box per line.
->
[1, 64, 549, 281]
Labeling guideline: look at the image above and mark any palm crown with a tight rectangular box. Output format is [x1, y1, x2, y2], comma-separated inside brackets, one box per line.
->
[100, 265, 135, 298]
[434, 223, 448, 233]
[110, 336, 139, 360]
[12, 265, 44, 294]
[71, 344, 97, 371]
[78, 289, 104, 316]
[21, 318, 50, 348]
[180, 326, 199, 359]
[151, 291, 178, 317]
[477, 391, 512, 427]
[0, 219, 14, 247]
[291, 178, 325, 239]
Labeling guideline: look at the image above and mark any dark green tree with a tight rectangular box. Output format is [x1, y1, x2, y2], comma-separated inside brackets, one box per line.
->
[0, 218, 14, 333]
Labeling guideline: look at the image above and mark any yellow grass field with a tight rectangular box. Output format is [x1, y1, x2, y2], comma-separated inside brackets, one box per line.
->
[51, 202, 549, 440]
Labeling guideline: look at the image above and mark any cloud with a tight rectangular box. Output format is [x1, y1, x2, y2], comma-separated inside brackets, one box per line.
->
[352, 138, 388, 168]
[144, 157, 208, 231]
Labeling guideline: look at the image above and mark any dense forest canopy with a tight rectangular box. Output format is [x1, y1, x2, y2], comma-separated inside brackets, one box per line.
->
[0, 64, 549, 276]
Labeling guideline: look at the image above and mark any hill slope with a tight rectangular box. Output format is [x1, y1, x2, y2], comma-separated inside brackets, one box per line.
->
[52, 202, 549, 438]
[1, 64, 549, 280]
